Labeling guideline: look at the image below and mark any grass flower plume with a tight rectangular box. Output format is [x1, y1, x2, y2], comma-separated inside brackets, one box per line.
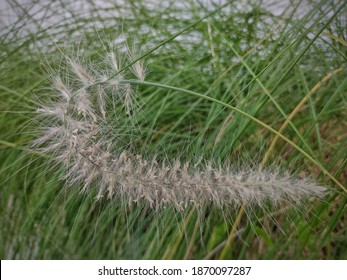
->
[33, 41, 326, 211]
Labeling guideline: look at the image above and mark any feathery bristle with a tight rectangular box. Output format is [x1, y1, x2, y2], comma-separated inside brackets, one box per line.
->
[34, 41, 326, 211]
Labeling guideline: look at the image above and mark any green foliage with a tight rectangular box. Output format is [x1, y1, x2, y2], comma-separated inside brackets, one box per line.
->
[0, 0, 346, 259]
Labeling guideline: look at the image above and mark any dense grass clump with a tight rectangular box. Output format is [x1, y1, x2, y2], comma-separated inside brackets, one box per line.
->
[0, 0, 346, 259]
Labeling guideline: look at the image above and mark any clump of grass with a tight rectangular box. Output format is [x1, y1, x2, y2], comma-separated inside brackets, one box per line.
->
[1, 0, 347, 260]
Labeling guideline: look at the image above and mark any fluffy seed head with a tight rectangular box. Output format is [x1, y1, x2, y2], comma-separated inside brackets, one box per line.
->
[68, 58, 94, 86]
[34, 40, 326, 211]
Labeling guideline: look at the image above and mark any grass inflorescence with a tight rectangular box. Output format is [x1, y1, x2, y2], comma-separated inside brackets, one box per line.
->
[34, 43, 326, 210]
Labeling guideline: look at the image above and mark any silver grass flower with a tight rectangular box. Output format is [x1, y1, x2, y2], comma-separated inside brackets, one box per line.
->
[34, 43, 326, 211]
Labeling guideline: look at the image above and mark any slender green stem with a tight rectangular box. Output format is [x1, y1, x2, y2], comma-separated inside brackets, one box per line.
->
[211, 1, 346, 160]
[106, 2, 231, 81]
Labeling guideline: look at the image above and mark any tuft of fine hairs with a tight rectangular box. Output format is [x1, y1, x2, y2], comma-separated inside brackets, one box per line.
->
[33, 41, 327, 211]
